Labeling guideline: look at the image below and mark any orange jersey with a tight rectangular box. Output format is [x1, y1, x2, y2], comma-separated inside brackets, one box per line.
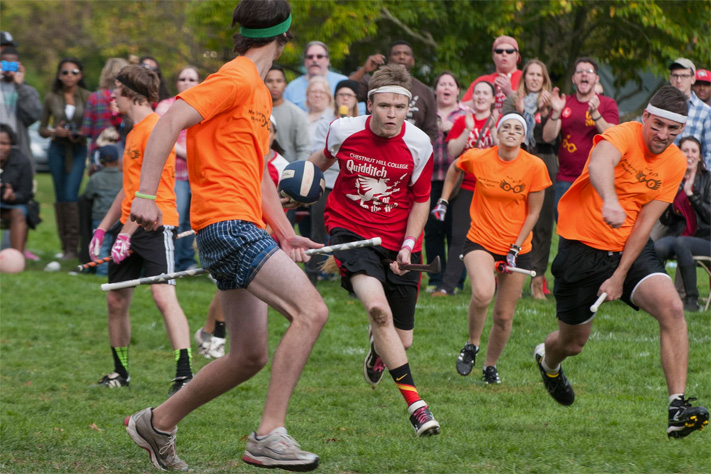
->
[457, 147, 551, 254]
[121, 113, 178, 226]
[178, 56, 271, 231]
[557, 121, 686, 251]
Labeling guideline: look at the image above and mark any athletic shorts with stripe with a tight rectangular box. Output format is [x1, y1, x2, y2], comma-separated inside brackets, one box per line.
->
[329, 227, 421, 331]
[197, 220, 278, 291]
[462, 239, 533, 269]
[552, 237, 668, 325]
[108, 223, 177, 285]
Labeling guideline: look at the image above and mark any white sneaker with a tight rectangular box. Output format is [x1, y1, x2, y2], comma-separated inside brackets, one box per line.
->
[194, 328, 212, 358]
[242, 427, 319, 471]
[206, 336, 225, 359]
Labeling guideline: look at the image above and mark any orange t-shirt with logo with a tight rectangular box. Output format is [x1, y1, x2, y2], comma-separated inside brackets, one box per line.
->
[178, 56, 271, 231]
[457, 147, 551, 255]
[121, 113, 178, 226]
[557, 121, 685, 251]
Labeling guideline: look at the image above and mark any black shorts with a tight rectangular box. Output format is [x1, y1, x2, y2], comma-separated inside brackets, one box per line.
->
[462, 239, 533, 269]
[329, 228, 421, 331]
[552, 237, 668, 325]
[108, 222, 177, 285]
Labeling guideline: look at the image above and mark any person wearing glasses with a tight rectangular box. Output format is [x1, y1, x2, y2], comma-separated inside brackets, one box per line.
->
[461, 36, 523, 113]
[39, 57, 91, 260]
[156, 66, 201, 272]
[283, 40, 348, 111]
[668, 58, 711, 168]
[542, 57, 619, 217]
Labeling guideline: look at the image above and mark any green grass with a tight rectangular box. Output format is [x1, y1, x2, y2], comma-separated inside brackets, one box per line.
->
[1, 174, 709, 473]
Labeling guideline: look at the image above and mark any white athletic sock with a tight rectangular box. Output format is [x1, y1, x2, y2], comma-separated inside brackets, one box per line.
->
[669, 393, 684, 404]
[541, 357, 560, 374]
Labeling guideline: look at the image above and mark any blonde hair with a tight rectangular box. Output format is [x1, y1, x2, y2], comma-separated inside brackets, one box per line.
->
[95, 127, 120, 147]
[516, 59, 552, 97]
[99, 58, 130, 90]
[305, 76, 333, 111]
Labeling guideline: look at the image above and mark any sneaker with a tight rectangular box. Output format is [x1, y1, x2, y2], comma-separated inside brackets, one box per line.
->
[683, 297, 701, 312]
[363, 328, 385, 387]
[424, 285, 438, 293]
[168, 376, 192, 397]
[124, 407, 188, 472]
[242, 427, 319, 471]
[431, 289, 450, 297]
[194, 328, 212, 358]
[407, 400, 440, 437]
[482, 365, 501, 384]
[456, 343, 479, 376]
[534, 343, 574, 406]
[668, 396, 709, 439]
[95, 372, 130, 388]
[206, 336, 226, 359]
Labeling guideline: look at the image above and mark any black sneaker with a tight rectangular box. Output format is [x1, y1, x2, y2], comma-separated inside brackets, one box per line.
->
[363, 327, 385, 387]
[407, 400, 440, 437]
[456, 343, 479, 376]
[482, 366, 501, 384]
[668, 396, 709, 439]
[534, 343, 574, 406]
[168, 376, 192, 397]
[95, 372, 130, 388]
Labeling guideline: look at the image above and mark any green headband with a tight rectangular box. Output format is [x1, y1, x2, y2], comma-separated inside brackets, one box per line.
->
[240, 14, 291, 39]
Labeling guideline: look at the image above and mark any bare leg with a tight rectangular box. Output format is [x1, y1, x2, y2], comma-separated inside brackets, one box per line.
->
[7, 208, 28, 252]
[151, 284, 190, 350]
[202, 293, 224, 334]
[633, 274, 688, 395]
[543, 320, 593, 368]
[484, 271, 526, 367]
[351, 274, 408, 369]
[462, 251, 496, 346]
[107, 288, 133, 347]
[152, 288, 270, 431]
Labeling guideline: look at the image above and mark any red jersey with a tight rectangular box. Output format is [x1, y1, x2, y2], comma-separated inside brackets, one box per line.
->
[556, 94, 619, 182]
[324, 116, 433, 252]
[447, 115, 495, 191]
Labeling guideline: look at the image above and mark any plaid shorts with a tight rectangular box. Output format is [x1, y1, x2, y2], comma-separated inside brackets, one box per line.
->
[197, 220, 278, 290]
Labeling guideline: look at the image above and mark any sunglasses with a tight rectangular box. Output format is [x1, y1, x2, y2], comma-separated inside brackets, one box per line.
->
[178, 77, 197, 82]
[141, 63, 159, 72]
[61, 69, 81, 76]
[306, 54, 327, 60]
[494, 48, 517, 55]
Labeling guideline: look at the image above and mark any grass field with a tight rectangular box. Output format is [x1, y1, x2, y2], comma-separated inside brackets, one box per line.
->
[1, 174, 709, 473]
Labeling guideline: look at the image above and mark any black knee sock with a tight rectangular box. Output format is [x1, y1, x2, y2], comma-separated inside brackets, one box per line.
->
[111, 347, 129, 379]
[213, 321, 226, 339]
[175, 348, 193, 378]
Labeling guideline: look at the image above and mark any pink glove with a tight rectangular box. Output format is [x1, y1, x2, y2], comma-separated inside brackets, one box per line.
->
[111, 233, 132, 264]
[89, 228, 106, 258]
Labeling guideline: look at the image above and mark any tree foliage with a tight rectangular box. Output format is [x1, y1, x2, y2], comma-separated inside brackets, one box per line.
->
[2, 0, 709, 111]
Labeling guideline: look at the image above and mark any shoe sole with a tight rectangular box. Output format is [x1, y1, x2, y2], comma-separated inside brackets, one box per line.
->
[242, 453, 319, 472]
[415, 420, 441, 437]
[363, 330, 384, 387]
[668, 413, 710, 438]
[124, 415, 167, 471]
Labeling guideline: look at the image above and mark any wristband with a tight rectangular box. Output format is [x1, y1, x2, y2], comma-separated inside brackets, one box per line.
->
[592, 114, 602, 121]
[549, 114, 560, 121]
[134, 191, 157, 200]
[401, 237, 416, 252]
[437, 198, 449, 205]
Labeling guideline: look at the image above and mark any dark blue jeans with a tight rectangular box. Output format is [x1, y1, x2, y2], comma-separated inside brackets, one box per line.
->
[174, 179, 196, 271]
[48, 141, 87, 202]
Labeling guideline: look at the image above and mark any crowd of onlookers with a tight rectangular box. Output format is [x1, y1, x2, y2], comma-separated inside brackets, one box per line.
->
[0, 30, 709, 309]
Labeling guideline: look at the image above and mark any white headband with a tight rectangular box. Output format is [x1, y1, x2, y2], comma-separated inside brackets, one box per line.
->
[367, 85, 412, 101]
[645, 104, 687, 124]
[498, 113, 528, 135]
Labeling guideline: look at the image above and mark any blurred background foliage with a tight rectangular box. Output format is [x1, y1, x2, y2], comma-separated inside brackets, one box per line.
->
[2, 0, 709, 117]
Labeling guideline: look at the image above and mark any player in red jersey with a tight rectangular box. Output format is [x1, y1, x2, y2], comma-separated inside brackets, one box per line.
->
[310, 64, 439, 437]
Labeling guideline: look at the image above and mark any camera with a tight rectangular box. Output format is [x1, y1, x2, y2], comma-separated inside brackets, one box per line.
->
[1, 61, 19, 72]
[63, 122, 81, 138]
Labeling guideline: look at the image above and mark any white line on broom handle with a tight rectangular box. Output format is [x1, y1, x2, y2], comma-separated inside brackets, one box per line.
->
[590, 292, 608, 312]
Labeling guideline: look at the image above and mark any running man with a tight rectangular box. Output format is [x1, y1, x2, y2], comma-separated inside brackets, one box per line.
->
[126, 1, 328, 471]
[89, 64, 193, 395]
[434, 112, 550, 384]
[534, 85, 708, 439]
[309, 64, 439, 437]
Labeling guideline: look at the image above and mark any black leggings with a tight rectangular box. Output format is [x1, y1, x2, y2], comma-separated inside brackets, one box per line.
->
[655, 236, 711, 298]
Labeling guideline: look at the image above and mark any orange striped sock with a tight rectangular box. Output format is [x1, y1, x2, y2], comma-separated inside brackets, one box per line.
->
[390, 363, 420, 406]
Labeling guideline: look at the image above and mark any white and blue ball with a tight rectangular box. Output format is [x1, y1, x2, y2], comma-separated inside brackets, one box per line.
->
[278, 161, 325, 205]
